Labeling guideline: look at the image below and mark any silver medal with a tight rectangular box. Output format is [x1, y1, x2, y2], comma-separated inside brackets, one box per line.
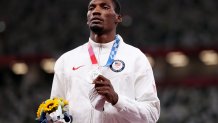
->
[89, 68, 101, 83]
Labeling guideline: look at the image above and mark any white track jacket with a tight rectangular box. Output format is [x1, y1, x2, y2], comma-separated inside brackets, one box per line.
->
[51, 35, 160, 123]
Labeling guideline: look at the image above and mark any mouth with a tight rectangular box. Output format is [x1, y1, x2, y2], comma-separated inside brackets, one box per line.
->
[91, 17, 103, 23]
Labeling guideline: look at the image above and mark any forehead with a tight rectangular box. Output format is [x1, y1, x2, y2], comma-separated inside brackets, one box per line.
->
[89, 0, 114, 6]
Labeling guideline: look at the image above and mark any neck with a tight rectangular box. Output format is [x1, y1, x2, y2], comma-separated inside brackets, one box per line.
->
[90, 31, 116, 43]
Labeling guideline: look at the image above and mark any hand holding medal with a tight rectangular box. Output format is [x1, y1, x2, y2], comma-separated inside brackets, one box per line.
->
[88, 68, 106, 111]
[93, 75, 118, 105]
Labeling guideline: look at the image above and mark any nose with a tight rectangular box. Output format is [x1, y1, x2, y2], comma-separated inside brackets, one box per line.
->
[92, 6, 101, 15]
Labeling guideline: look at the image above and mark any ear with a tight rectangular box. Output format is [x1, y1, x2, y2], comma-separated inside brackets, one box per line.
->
[115, 14, 122, 24]
[87, 17, 90, 25]
[87, 13, 90, 25]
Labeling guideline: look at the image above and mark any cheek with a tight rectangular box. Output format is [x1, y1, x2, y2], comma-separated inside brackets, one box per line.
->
[87, 12, 91, 23]
[105, 14, 116, 24]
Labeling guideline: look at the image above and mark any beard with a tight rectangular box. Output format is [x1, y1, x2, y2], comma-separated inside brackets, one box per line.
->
[90, 25, 104, 34]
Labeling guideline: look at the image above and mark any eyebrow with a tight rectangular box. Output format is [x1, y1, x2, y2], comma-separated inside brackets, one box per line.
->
[88, 2, 111, 7]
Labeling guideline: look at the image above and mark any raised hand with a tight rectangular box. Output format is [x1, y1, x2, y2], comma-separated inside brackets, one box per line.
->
[93, 75, 118, 105]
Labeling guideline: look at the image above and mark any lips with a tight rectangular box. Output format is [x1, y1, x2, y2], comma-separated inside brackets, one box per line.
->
[91, 17, 103, 23]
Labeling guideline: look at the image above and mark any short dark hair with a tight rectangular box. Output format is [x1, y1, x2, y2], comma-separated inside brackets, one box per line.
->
[89, 0, 121, 14]
[112, 0, 121, 14]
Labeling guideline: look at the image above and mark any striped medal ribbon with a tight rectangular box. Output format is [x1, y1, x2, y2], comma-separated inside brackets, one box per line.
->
[88, 35, 120, 67]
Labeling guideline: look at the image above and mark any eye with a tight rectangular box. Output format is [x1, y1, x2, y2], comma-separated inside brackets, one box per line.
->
[103, 5, 110, 10]
[100, 3, 110, 10]
[88, 5, 95, 11]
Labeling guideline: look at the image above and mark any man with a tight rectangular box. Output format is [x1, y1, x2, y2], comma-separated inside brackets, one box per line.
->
[50, 0, 160, 122]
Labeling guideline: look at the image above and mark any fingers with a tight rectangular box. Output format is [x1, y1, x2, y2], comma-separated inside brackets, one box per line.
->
[93, 75, 111, 86]
[95, 86, 119, 105]
[95, 86, 110, 93]
[93, 75, 113, 94]
[92, 75, 118, 104]
[94, 75, 109, 83]
[95, 86, 112, 100]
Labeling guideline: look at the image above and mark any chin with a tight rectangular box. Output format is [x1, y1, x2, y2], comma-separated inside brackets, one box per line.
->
[90, 25, 104, 34]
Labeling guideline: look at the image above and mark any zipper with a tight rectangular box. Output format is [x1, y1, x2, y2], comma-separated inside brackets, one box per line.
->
[98, 44, 102, 66]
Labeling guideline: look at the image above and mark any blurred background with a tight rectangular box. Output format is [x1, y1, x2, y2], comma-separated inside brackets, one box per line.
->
[0, 0, 218, 122]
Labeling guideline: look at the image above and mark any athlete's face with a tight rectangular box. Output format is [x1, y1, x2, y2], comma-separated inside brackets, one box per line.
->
[87, 0, 121, 34]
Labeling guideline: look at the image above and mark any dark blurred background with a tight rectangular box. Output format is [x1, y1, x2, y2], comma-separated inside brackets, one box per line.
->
[0, 0, 218, 123]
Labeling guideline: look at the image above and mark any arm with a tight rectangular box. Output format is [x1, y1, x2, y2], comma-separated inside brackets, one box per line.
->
[50, 56, 66, 99]
[113, 52, 160, 123]
[94, 51, 160, 122]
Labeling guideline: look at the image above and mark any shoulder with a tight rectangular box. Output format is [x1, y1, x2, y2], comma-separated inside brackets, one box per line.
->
[120, 41, 145, 58]
[54, 43, 88, 69]
[58, 43, 87, 61]
[118, 35, 142, 54]
[120, 40, 151, 67]
[122, 44, 153, 75]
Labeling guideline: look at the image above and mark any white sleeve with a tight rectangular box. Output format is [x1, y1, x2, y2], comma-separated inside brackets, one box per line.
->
[50, 56, 67, 99]
[113, 52, 160, 123]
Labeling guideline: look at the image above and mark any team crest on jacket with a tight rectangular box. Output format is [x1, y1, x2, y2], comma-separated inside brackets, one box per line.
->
[110, 60, 125, 72]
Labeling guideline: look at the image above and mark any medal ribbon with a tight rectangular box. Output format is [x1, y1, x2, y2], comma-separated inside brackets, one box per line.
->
[88, 35, 120, 67]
